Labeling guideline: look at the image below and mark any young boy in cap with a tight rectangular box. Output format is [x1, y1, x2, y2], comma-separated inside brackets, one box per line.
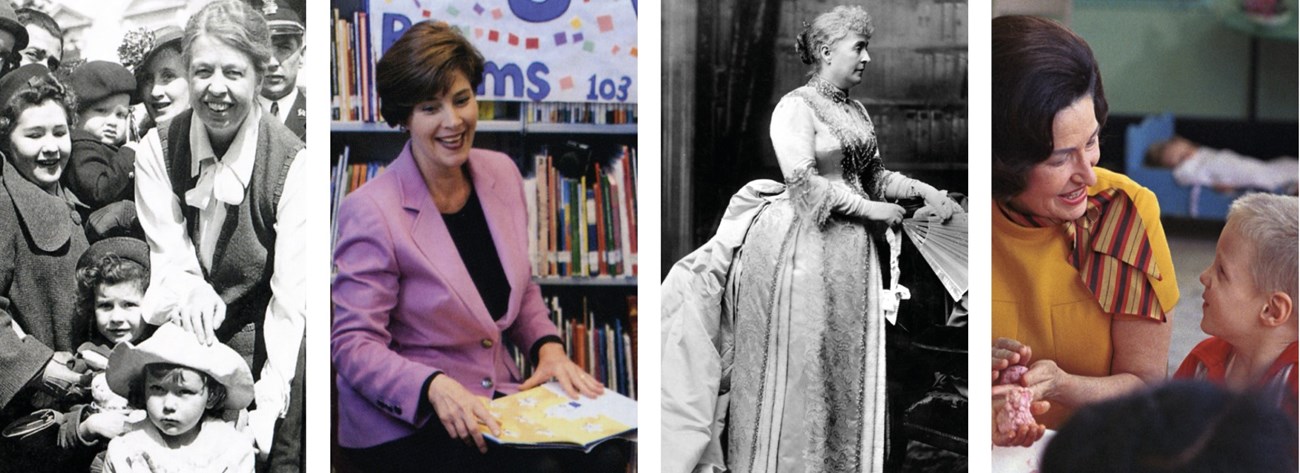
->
[104, 323, 255, 472]
[259, 0, 306, 141]
[1174, 193, 1299, 420]
[65, 61, 141, 240]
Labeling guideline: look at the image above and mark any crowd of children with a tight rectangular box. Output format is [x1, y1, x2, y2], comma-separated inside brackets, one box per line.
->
[0, 1, 307, 472]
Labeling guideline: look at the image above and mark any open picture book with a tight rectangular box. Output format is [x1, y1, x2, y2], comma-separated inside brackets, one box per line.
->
[478, 381, 637, 452]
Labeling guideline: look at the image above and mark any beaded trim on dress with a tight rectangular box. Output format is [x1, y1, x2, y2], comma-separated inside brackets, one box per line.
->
[793, 77, 885, 200]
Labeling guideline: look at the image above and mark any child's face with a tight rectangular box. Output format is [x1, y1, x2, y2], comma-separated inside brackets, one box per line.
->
[1199, 219, 1268, 341]
[79, 94, 130, 146]
[144, 367, 215, 441]
[94, 281, 145, 344]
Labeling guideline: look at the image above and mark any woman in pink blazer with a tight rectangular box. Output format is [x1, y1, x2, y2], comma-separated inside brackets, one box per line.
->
[331, 21, 625, 473]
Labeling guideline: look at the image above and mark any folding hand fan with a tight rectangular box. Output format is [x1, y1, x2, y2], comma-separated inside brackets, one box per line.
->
[902, 212, 968, 302]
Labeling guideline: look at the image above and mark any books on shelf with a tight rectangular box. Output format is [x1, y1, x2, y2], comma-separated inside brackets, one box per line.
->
[331, 8, 378, 123]
[478, 381, 636, 452]
[527, 146, 638, 279]
[510, 295, 637, 398]
[525, 102, 637, 125]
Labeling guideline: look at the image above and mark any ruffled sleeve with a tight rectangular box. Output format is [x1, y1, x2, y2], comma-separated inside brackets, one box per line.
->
[770, 95, 881, 227]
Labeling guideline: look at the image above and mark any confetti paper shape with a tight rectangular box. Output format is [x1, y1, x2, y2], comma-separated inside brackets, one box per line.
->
[583, 40, 594, 52]
[554, 32, 567, 45]
[492, 8, 503, 19]
[473, 3, 484, 15]
[630, 47, 638, 57]
[526, 37, 539, 49]
[611, 45, 620, 54]
[421, 9, 430, 17]
[488, 30, 500, 42]
[570, 17, 582, 29]
[508, 33, 519, 46]
[446, 6, 459, 16]
[573, 32, 584, 43]
[559, 76, 574, 90]
[475, 27, 484, 38]
[597, 15, 614, 32]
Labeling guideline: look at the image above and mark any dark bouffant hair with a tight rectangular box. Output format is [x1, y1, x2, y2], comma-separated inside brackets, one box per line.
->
[992, 15, 1108, 201]
[0, 73, 76, 156]
[1041, 381, 1298, 473]
[375, 21, 485, 128]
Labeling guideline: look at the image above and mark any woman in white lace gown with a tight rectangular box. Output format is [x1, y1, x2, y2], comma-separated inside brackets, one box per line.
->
[661, 6, 961, 473]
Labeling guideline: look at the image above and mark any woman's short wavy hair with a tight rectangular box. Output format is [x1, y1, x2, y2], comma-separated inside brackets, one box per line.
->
[992, 15, 1108, 201]
[182, 0, 273, 81]
[0, 70, 75, 156]
[375, 21, 485, 128]
[1227, 193, 1299, 318]
[795, 6, 874, 69]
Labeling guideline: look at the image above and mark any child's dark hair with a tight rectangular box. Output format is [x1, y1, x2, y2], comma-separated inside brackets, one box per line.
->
[127, 363, 228, 416]
[1041, 381, 1298, 473]
[76, 253, 148, 322]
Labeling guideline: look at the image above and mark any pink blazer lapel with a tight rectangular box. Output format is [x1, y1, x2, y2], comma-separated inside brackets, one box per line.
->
[466, 150, 526, 329]
[392, 144, 496, 334]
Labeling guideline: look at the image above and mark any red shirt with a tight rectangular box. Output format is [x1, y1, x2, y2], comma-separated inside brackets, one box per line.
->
[1174, 337, 1298, 421]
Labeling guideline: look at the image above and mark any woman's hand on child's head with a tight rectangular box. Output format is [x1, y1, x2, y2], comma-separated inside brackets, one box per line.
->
[520, 342, 605, 400]
[176, 283, 227, 345]
[426, 374, 500, 454]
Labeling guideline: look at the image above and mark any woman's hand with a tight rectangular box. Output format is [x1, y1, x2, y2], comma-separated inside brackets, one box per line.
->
[426, 375, 500, 454]
[175, 283, 226, 345]
[864, 202, 905, 226]
[1021, 359, 1069, 404]
[921, 189, 963, 221]
[991, 337, 1032, 383]
[519, 342, 604, 399]
[991, 384, 1051, 447]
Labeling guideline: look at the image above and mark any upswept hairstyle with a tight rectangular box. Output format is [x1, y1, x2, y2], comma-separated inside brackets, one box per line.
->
[0, 73, 75, 157]
[795, 6, 874, 69]
[992, 15, 1108, 201]
[1227, 193, 1299, 317]
[375, 21, 485, 128]
[182, 0, 273, 81]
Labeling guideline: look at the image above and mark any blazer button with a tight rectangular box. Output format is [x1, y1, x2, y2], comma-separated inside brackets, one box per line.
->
[481, 339, 494, 349]
[481, 378, 493, 389]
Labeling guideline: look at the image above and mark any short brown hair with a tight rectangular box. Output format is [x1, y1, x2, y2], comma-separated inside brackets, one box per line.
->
[375, 21, 484, 128]
[992, 15, 1108, 201]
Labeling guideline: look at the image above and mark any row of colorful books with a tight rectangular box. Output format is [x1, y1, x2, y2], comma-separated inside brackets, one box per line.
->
[525, 102, 637, 125]
[524, 146, 638, 278]
[510, 295, 638, 398]
[331, 8, 378, 123]
[329, 146, 387, 246]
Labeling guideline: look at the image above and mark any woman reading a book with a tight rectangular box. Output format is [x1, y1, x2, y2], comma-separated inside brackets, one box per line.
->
[661, 6, 961, 473]
[131, 0, 311, 464]
[989, 16, 1178, 447]
[331, 20, 626, 473]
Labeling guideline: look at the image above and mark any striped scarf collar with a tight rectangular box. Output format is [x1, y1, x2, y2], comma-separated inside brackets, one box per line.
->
[999, 188, 1165, 320]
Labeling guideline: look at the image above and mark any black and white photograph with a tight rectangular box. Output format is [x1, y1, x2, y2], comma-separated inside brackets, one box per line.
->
[660, 1, 969, 472]
[0, 0, 313, 471]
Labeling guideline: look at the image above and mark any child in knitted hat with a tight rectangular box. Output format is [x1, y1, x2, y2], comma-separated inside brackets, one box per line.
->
[64, 61, 139, 223]
[103, 323, 255, 472]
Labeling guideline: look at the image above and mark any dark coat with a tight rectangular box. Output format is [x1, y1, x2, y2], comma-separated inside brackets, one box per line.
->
[0, 158, 90, 469]
[63, 129, 134, 209]
[282, 88, 306, 142]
